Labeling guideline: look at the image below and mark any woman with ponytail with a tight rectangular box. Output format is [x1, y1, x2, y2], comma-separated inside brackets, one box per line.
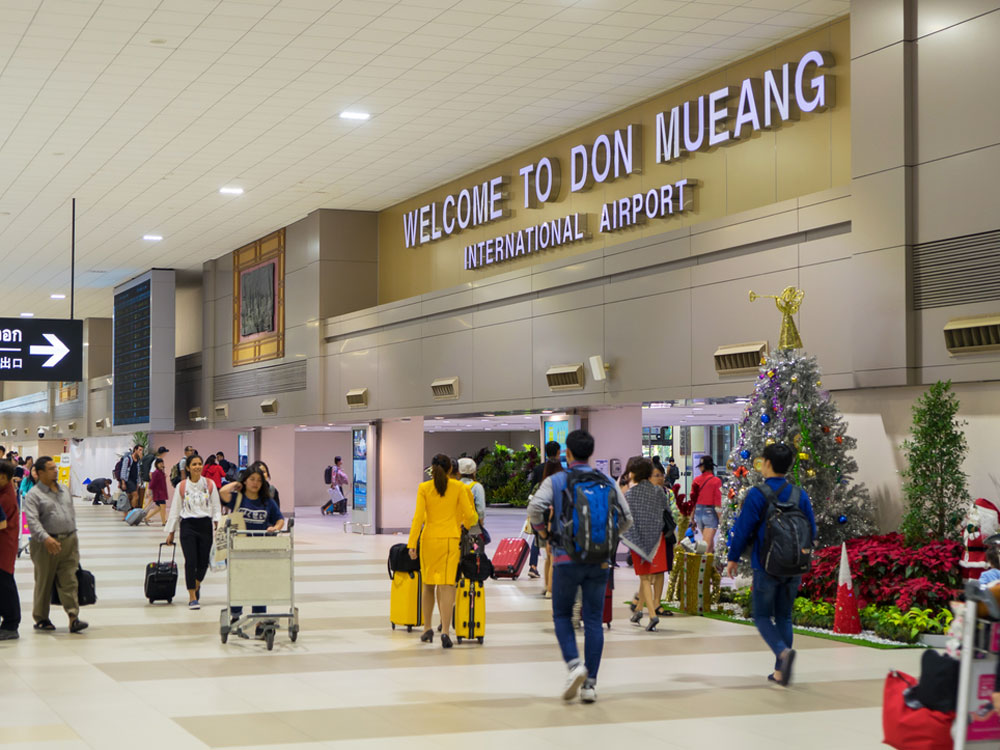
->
[407, 454, 479, 648]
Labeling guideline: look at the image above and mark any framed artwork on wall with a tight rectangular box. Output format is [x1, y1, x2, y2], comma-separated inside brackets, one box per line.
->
[232, 229, 285, 366]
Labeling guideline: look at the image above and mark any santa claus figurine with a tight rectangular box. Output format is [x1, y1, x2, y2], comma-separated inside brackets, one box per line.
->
[961, 498, 1000, 580]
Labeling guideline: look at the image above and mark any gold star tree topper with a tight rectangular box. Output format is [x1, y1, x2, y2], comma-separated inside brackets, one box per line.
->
[749, 286, 805, 349]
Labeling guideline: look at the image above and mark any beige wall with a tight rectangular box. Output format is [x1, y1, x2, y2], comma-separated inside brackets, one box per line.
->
[294, 430, 353, 507]
[378, 18, 850, 304]
[378, 418, 424, 533]
[587, 407, 643, 473]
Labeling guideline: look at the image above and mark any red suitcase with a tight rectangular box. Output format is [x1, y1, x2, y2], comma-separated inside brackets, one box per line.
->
[491, 537, 530, 579]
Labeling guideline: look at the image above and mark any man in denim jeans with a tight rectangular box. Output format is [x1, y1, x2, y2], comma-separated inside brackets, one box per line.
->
[528, 429, 632, 704]
[726, 443, 816, 686]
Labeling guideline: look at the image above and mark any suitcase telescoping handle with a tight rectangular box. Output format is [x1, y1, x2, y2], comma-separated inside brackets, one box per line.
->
[158, 542, 176, 564]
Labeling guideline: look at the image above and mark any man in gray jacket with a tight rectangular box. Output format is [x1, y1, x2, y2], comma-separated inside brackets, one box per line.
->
[528, 429, 632, 705]
[23, 456, 88, 633]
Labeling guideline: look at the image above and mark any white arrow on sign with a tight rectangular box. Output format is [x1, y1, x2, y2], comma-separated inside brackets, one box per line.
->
[29, 333, 70, 367]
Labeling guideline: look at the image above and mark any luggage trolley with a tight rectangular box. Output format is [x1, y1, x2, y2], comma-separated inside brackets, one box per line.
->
[219, 517, 299, 651]
[954, 578, 1000, 749]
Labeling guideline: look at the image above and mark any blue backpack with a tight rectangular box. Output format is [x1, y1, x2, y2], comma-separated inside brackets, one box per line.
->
[551, 468, 622, 565]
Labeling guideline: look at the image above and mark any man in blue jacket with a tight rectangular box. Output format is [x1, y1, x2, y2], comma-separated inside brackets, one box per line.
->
[726, 442, 816, 686]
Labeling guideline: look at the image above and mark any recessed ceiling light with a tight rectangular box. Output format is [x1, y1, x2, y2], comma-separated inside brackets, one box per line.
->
[150, 39, 167, 45]
[50, 294, 66, 299]
[19, 312, 33, 317]
[143, 234, 162, 241]
[542, 410, 554, 414]
[219, 187, 243, 195]
[483, 413, 495, 417]
[340, 111, 370, 121]
[434, 417, 444, 420]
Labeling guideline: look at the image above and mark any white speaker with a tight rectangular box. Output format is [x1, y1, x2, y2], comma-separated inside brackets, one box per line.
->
[589, 355, 609, 382]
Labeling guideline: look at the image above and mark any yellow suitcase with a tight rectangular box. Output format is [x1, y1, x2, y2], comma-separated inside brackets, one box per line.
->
[390, 570, 422, 632]
[454, 578, 485, 644]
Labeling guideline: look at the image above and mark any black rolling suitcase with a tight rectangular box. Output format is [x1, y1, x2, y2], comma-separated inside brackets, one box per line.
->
[145, 543, 178, 604]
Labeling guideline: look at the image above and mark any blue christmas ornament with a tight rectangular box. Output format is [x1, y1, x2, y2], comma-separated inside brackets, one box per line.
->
[740, 449, 750, 460]
[838, 515, 848, 524]
[760, 414, 771, 424]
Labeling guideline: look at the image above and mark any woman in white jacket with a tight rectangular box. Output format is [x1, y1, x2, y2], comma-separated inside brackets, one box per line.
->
[164, 455, 221, 610]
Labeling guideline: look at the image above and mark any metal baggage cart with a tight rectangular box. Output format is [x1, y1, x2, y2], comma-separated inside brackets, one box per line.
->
[954, 579, 1000, 749]
[219, 517, 299, 651]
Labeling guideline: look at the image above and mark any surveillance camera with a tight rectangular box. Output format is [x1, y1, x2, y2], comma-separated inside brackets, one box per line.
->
[37, 428, 46, 438]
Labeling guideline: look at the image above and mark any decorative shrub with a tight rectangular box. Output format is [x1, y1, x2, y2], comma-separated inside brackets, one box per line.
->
[476, 443, 536, 507]
[799, 532, 962, 610]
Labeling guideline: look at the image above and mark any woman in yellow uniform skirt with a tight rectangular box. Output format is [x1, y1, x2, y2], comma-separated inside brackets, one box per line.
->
[408, 454, 478, 648]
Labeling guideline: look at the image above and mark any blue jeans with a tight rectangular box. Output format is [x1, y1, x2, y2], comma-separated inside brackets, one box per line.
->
[552, 563, 608, 680]
[751, 569, 801, 669]
[529, 537, 540, 567]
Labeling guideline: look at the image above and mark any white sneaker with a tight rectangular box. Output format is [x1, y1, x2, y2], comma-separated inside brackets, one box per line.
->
[562, 663, 588, 701]
[580, 685, 597, 703]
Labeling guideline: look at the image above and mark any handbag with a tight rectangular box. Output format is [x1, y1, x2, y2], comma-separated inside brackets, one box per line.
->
[51, 566, 96, 607]
[882, 670, 954, 750]
[213, 493, 245, 569]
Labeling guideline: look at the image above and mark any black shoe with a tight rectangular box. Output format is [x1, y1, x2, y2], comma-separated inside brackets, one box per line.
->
[655, 607, 674, 617]
[645, 616, 660, 632]
[420, 629, 433, 643]
[0, 629, 19, 640]
[69, 619, 88, 634]
[778, 649, 796, 686]
[33, 620, 55, 631]
[441, 634, 453, 649]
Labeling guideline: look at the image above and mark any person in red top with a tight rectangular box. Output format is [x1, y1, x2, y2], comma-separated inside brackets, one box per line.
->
[691, 455, 723, 552]
[0, 459, 21, 639]
[142, 458, 170, 526]
[201, 454, 227, 491]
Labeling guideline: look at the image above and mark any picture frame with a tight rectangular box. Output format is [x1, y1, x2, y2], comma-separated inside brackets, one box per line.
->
[232, 229, 285, 367]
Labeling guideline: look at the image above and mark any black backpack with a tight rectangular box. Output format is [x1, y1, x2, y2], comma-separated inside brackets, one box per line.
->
[387, 543, 421, 578]
[760, 481, 813, 576]
[324, 465, 333, 484]
[457, 551, 494, 582]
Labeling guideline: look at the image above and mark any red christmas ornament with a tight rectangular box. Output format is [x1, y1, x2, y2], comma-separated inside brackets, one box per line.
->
[833, 542, 861, 634]
[734, 466, 748, 478]
[728, 487, 736, 499]
[822, 425, 831, 434]
[835, 436, 843, 444]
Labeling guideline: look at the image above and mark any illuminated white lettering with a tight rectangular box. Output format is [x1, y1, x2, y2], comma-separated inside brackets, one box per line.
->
[708, 87, 732, 146]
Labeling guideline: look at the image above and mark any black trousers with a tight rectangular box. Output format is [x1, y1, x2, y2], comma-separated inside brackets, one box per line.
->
[179, 517, 213, 591]
[0, 569, 21, 631]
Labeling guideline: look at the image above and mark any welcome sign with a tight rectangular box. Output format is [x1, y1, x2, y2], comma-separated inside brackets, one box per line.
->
[401, 50, 834, 271]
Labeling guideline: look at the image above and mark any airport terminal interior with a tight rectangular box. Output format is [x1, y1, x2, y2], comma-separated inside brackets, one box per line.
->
[2, 1, 1000, 748]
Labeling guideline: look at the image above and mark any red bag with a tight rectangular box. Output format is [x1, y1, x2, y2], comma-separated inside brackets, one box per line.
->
[882, 670, 955, 750]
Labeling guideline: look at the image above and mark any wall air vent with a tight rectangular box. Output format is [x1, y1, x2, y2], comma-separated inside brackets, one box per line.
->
[94, 418, 110, 429]
[714, 341, 769, 375]
[346, 388, 369, 409]
[67, 421, 77, 431]
[260, 398, 279, 415]
[214, 404, 229, 420]
[431, 377, 460, 401]
[188, 407, 202, 421]
[913, 228, 1000, 309]
[943, 314, 1000, 355]
[51, 424, 60, 434]
[546, 364, 585, 391]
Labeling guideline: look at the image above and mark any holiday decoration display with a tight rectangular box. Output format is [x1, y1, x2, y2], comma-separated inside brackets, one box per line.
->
[749, 286, 805, 349]
[959, 497, 1000, 580]
[666, 551, 721, 614]
[718, 290, 876, 560]
[899, 380, 970, 547]
[718, 347, 875, 557]
[833, 543, 861, 634]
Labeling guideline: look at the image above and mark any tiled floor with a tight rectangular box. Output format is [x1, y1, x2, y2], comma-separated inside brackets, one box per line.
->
[0, 503, 918, 749]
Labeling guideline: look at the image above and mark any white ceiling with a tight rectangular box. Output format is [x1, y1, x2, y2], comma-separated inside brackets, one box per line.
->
[0, 0, 848, 320]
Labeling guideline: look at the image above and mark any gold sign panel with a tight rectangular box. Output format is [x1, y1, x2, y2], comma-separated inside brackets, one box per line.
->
[232, 229, 285, 367]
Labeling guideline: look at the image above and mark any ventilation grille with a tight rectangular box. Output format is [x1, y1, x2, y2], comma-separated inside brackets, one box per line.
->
[214, 404, 229, 419]
[944, 314, 1000, 354]
[431, 377, 460, 400]
[260, 398, 279, 415]
[188, 407, 202, 421]
[214, 360, 306, 400]
[546, 364, 585, 391]
[346, 388, 369, 409]
[913, 229, 1000, 310]
[714, 341, 769, 375]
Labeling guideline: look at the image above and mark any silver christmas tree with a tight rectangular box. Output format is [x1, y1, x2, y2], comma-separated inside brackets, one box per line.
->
[718, 293, 876, 560]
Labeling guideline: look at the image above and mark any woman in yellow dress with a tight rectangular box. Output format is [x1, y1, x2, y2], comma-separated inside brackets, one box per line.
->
[407, 453, 478, 648]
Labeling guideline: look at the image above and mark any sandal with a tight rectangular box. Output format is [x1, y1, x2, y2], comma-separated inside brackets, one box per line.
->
[655, 607, 674, 617]
[33, 620, 56, 631]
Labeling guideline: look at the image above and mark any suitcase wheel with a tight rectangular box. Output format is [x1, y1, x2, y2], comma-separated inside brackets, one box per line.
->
[606, 623, 611, 630]
[456, 636, 463, 644]
[512, 575, 518, 581]
[406, 625, 412, 633]
[167, 598, 172, 604]
[391, 623, 396, 630]
[290, 626, 298, 643]
[477, 636, 484, 644]
[149, 599, 154, 604]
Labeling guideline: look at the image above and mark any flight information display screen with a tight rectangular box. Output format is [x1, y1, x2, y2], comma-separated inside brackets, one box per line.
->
[113, 279, 151, 426]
